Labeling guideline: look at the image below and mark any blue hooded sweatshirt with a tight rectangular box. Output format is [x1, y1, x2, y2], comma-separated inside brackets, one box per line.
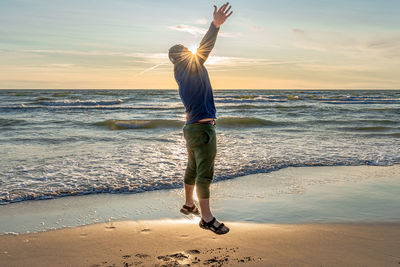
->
[172, 23, 219, 124]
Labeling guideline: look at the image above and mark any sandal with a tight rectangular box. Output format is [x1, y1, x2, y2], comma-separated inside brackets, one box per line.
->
[199, 217, 229, 235]
[180, 204, 200, 216]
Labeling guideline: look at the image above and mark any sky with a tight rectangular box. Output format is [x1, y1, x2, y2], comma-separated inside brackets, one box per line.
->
[0, 0, 399, 89]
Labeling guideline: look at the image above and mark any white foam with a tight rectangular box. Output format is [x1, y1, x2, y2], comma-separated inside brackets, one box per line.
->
[39, 99, 123, 106]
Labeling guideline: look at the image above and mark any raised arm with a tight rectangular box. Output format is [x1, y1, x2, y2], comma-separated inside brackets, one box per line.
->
[196, 2, 233, 65]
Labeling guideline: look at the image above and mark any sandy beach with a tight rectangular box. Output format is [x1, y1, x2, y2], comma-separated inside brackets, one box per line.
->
[1, 220, 399, 267]
[1, 165, 399, 266]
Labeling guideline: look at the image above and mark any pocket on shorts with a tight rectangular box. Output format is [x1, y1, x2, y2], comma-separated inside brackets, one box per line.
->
[203, 127, 215, 145]
[202, 131, 210, 145]
[196, 131, 210, 146]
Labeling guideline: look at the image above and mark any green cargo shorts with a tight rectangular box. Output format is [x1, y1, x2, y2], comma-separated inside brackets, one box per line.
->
[183, 123, 217, 199]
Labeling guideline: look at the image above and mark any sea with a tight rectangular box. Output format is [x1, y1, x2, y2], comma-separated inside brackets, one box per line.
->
[0, 89, 399, 205]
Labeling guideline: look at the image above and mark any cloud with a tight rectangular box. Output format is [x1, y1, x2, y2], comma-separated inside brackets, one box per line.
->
[49, 63, 75, 68]
[249, 25, 265, 32]
[363, 37, 400, 58]
[292, 28, 305, 36]
[131, 52, 168, 60]
[23, 49, 123, 56]
[235, 18, 265, 33]
[22, 49, 169, 63]
[168, 24, 237, 38]
[168, 24, 206, 36]
[295, 62, 381, 72]
[195, 18, 208, 25]
[206, 56, 313, 67]
[292, 29, 400, 58]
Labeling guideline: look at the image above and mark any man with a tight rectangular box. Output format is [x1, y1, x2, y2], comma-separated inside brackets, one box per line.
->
[168, 3, 233, 235]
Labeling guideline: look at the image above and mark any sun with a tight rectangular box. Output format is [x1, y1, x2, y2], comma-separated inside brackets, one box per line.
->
[188, 45, 198, 55]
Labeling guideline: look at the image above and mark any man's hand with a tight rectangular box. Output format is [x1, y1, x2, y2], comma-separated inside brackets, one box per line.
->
[213, 2, 233, 28]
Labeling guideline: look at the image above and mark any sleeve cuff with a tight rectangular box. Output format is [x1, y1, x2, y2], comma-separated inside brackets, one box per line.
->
[211, 22, 220, 31]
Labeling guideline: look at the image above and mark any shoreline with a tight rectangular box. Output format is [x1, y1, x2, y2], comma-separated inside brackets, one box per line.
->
[1, 164, 399, 234]
[3, 162, 396, 206]
[1, 220, 399, 266]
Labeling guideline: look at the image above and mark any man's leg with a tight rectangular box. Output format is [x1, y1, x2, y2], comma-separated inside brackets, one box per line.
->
[183, 126, 197, 208]
[198, 198, 213, 221]
[184, 149, 197, 207]
[184, 183, 195, 207]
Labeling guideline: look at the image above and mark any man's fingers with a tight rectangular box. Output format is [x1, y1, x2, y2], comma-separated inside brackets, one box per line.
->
[213, 5, 217, 14]
[222, 2, 229, 12]
[219, 2, 228, 12]
[226, 11, 233, 18]
[224, 5, 232, 15]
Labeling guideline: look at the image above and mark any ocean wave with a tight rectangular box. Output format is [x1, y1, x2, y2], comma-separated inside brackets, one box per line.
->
[95, 117, 286, 130]
[38, 99, 124, 106]
[363, 133, 400, 138]
[216, 117, 286, 128]
[275, 105, 311, 109]
[287, 95, 301, 100]
[219, 104, 312, 110]
[219, 104, 263, 109]
[214, 94, 400, 104]
[5, 91, 36, 96]
[339, 126, 398, 132]
[93, 91, 122, 96]
[312, 119, 399, 126]
[235, 95, 258, 100]
[319, 100, 400, 105]
[51, 92, 73, 97]
[215, 97, 286, 104]
[0, 103, 184, 111]
[95, 119, 184, 130]
[1, 160, 398, 205]
[0, 118, 27, 127]
[0, 136, 114, 144]
[361, 108, 400, 112]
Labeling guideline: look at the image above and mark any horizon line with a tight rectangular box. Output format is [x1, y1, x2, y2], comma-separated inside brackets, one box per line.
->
[1, 88, 399, 91]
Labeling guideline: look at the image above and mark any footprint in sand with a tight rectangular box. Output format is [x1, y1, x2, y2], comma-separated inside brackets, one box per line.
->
[169, 253, 189, 260]
[135, 253, 150, 259]
[156, 252, 192, 267]
[186, 249, 201, 255]
[157, 252, 188, 262]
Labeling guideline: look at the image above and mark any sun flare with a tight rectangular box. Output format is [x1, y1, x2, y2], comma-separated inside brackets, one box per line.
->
[188, 45, 198, 55]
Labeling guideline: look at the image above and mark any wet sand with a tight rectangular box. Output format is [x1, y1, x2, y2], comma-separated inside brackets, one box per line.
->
[1, 165, 400, 234]
[1, 220, 399, 267]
